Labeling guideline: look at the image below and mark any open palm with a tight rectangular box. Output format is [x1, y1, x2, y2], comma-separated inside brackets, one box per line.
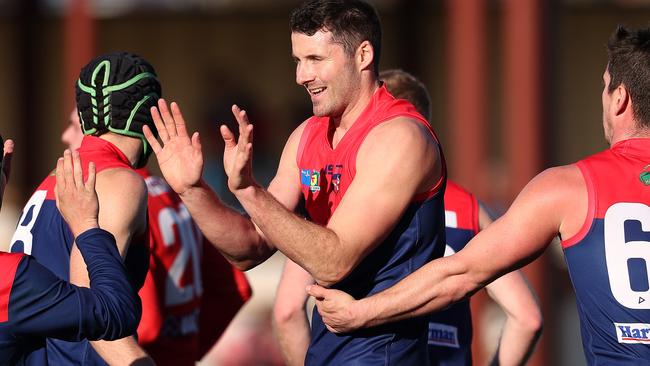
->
[144, 99, 203, 195]
[221, 104, 257, 193]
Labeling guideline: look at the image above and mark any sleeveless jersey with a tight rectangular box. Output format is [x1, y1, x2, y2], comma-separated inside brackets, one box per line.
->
[136, 169, 251, 365]
[561, 138, 650, 365]
[1, 229, 140, 365]
[9, 136, 149, 366]
[427, 180, 479, 366]
[298, 85, 447, 365]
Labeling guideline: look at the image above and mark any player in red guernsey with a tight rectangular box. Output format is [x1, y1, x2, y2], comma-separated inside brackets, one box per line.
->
[63, 110, 251, 365]
[274, 69, 541, 366]
[1, 146, 142, 364]
[144, 1, 445, 363]
[136, 168, 252, 365]
[308, 26, 650, 366]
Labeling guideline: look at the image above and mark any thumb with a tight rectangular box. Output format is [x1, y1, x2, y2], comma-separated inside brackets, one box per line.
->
[307, 284, 327, 300]
[220, 125, 236, 148]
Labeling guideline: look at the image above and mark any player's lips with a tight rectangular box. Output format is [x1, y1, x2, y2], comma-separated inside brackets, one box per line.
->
[307, 86, 327, 97]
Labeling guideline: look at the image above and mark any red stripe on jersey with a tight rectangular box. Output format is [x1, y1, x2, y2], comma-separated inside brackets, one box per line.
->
[0, 253, 25, 322]
[562, 162, 596, 249]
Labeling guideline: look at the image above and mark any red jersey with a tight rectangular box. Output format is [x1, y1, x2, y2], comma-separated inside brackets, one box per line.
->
[560, 138, 650, 364]
[298, 85, 447, 365]
[136, 169, 251, 365]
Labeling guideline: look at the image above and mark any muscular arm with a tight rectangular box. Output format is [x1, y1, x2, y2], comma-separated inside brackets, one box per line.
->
[308, 166, 581, 333]
[68, 168, 152, 364]
[273, 259, 314, 366]
[479, 204, 542, 366]
[236, 118, 441, 286]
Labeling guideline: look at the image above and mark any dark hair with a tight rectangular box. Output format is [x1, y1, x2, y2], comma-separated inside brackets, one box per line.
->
[607, 25, 650, 127]
[290, 0, 382, 75]
[380, 69, 431, 121]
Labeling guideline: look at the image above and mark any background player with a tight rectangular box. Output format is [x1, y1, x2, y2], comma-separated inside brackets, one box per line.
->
[62, 108, 252, 365]
[144, 0, 445, 363]
[11, 52, 158, 365]
[1, 148, 142, 364]
[307, 25, 650, 365]
[273, 69, 542, 366]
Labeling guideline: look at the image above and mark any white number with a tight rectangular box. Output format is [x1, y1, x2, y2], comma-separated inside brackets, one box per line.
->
[444, 210, 458, 257]
[604, 202, 650, 309]
[10, 190, 47, 255]
[158, 204, 203, 306]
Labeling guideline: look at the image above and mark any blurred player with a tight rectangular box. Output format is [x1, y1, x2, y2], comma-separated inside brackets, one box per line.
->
[308, 26, 650, 365]
[273, 69, 542, 366]
[1, 146, 142, 364]
[63, 111, 252, 365]
[11, 52, 159, 365]
[144, 0, 446, 364]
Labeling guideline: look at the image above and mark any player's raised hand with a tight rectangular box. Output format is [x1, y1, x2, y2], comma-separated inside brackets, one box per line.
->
[220, 104, 257, 193]
[55, 150, 99, 237]
[144, 99, 203, 195]
[307, 284, 365, 334]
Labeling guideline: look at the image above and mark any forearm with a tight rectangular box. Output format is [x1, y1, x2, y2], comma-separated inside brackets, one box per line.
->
[355, 256, 479, 328]
[236, 185, 348, 285]
[274, 311, 311, 366]
[76, 228, 141, 340]
[181, 180, 273, 269]
[90, 337, 154, 365]
[492, 318, 541, 366]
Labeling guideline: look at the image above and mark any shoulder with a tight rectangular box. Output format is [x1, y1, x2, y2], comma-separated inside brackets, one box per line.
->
[360, 116, 438, 159]
[95, 168, 147, 210]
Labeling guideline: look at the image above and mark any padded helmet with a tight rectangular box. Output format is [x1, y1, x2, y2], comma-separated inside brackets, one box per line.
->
[76, 52, 161, 168]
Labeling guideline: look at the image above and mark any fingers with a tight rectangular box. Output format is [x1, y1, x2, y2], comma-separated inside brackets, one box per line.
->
[191, 132, 202, 153]
[85, 162, 96, 192]
[220, 125, 237, 149]
[2, 139, 13, 182]
[63, 150, 74, 189]
[306, 284, 327, 300]
[150, 104, 169, 143]
[158, 98, 178, 138]
[231, 105, 254, 149]
[55, 156, 65, 192]
[171, 102, 189, 138]
[143, 125, 163, 156]
[72, 151, 83, 189]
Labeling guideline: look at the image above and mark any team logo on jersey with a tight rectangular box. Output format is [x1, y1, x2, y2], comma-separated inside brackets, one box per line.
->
[428, 322, 460, 348]
[300, 169, 321, 192]
[639, 165, 650, 186]
[614, 322, 650, 344]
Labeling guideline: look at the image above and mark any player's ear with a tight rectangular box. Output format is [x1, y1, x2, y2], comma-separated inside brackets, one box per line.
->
[356, 40, 374, 72]
[613, 84, 629, 117]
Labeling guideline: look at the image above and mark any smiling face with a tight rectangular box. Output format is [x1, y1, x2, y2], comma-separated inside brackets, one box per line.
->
[291, 30, 361, 118]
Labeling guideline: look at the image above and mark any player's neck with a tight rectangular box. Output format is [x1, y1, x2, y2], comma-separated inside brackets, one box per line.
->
[334, 79, 380, 130]
[98, 133, 142, 167]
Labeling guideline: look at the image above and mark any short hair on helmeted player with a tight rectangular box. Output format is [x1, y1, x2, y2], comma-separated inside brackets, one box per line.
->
[76, 52, 162, 168]
[290, 0, 382, 76]
[380, 69, 431, 122]
[607, 25, 650, 128]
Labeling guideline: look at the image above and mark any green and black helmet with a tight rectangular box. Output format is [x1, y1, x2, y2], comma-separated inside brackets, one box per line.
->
[76, 52, 161, 168]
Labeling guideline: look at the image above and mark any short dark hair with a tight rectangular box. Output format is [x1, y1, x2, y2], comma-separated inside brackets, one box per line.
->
[607, 25, 650, 128]
[380, 69, 431, 121]
[290, 0, 382, 75]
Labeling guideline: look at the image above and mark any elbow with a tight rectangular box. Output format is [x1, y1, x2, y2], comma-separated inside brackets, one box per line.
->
[522, 308, 544, 338]
[104, 294, 142, 340]
[273, 299, 305, 327]
[313, 266, 353, 288]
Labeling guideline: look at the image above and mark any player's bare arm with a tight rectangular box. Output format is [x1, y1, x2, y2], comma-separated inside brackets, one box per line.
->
[274, 259, 315, 366]
[307, 165, 583, 333]
[234, 116, 441, 286]
[476, 203, 543, 366]
[144, 99, 304, 269]
[67, 166, 151, 364]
